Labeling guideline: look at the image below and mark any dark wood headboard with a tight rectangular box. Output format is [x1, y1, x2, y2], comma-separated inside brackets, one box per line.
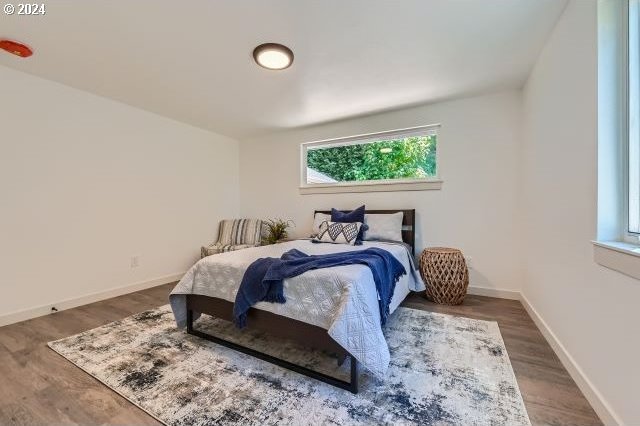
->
[314, 209, 416, 255]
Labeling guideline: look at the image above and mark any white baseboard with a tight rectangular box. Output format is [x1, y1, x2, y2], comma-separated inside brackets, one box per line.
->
[467, 285, 521, 300]
[0, 272, 186, 328]
[520, 294, 622, 426]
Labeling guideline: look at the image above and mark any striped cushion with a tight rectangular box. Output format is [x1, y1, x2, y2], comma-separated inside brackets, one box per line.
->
[201, 243, 257, 258]
[217, 219, 263, 246]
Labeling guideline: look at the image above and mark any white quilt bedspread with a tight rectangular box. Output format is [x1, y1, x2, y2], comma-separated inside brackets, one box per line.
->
[169, 240, 424, 377]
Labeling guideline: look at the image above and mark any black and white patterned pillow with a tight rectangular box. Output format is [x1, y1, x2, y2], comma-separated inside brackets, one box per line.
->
[313, 221, 363, 245]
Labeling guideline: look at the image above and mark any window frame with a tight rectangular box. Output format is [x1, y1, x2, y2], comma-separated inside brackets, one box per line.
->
[299, 124, 442, 194]
[626, 0, 640, 241]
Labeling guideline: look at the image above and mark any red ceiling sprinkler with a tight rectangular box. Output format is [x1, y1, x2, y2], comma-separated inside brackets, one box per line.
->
[0, 40, 33, 58]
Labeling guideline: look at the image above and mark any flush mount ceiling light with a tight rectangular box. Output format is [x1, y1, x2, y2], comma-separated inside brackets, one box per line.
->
[253, 43, 294, 70]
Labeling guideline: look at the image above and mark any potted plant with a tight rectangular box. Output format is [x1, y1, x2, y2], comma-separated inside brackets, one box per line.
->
[262, 218, 295, 245]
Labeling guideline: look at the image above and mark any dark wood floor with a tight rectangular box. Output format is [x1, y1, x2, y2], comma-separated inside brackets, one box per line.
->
[0, 284, 602, 426]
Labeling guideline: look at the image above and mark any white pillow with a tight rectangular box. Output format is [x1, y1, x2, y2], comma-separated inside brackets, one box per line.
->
[313, 221, 363, 245]
[311, 212, 331, 237]
[363, 212, 404, 242]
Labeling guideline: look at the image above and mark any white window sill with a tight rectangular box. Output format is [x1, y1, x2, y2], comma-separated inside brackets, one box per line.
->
[299, 179, 443, 195]
[592, 240, 640, 280]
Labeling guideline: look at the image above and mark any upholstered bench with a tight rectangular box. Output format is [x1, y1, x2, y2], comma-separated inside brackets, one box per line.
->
[201, 218, 263, 258]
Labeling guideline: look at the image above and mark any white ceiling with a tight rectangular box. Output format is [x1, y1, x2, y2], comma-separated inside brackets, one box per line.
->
[0, 0, 567, 139]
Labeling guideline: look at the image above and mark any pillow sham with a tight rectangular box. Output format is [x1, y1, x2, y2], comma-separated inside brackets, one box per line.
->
[311, 212, 331, 237]
[363, 212, 404, 242]
[313, 221, 363, 245]
[331, 205, 367, 244]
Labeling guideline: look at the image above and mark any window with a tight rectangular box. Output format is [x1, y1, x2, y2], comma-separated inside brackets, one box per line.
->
[593, 0, 640, 275]
[300, 125, 440, 193]
[628, 0, 640, 234]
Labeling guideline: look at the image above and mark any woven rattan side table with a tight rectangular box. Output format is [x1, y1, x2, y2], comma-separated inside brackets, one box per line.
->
[419, 247, 469, 305]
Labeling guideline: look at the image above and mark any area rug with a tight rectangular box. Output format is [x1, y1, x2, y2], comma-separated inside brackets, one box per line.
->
[48, 305, 530, 425]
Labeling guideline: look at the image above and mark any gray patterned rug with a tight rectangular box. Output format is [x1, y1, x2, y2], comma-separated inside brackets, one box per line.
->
[48, 305, 530, 426]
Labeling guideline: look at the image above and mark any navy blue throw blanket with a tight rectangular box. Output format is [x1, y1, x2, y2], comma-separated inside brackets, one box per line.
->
[233, 248, 406, 328]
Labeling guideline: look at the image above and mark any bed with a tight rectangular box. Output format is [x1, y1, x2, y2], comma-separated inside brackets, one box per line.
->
[169, 209, 423, 393]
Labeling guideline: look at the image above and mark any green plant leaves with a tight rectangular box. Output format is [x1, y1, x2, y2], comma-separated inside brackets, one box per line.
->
[262, 218, 295, 245]
[307, 135, 436, 182]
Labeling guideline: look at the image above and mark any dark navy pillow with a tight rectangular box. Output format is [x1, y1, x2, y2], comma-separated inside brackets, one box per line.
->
[331, 205, 368, 245]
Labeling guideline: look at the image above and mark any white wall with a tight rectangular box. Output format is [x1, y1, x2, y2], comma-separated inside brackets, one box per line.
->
[0, 66, 240, 322]
[240, 91, 523, 294]
[522, 1, 639, 424]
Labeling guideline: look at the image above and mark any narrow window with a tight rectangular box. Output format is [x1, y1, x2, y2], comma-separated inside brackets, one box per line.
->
[628, 0, 640, 233]
[301, 125, 439, 188]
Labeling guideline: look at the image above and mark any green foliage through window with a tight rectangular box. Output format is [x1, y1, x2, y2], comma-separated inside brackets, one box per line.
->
[306, 135, 437, 183]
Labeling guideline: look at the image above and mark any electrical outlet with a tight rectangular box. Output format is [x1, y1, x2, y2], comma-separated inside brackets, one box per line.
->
[130, 255, 140, 268]
[465, 256, 473, 268]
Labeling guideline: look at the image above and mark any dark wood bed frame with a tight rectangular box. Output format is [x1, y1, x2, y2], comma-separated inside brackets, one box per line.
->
[186, 209, 416, 394]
